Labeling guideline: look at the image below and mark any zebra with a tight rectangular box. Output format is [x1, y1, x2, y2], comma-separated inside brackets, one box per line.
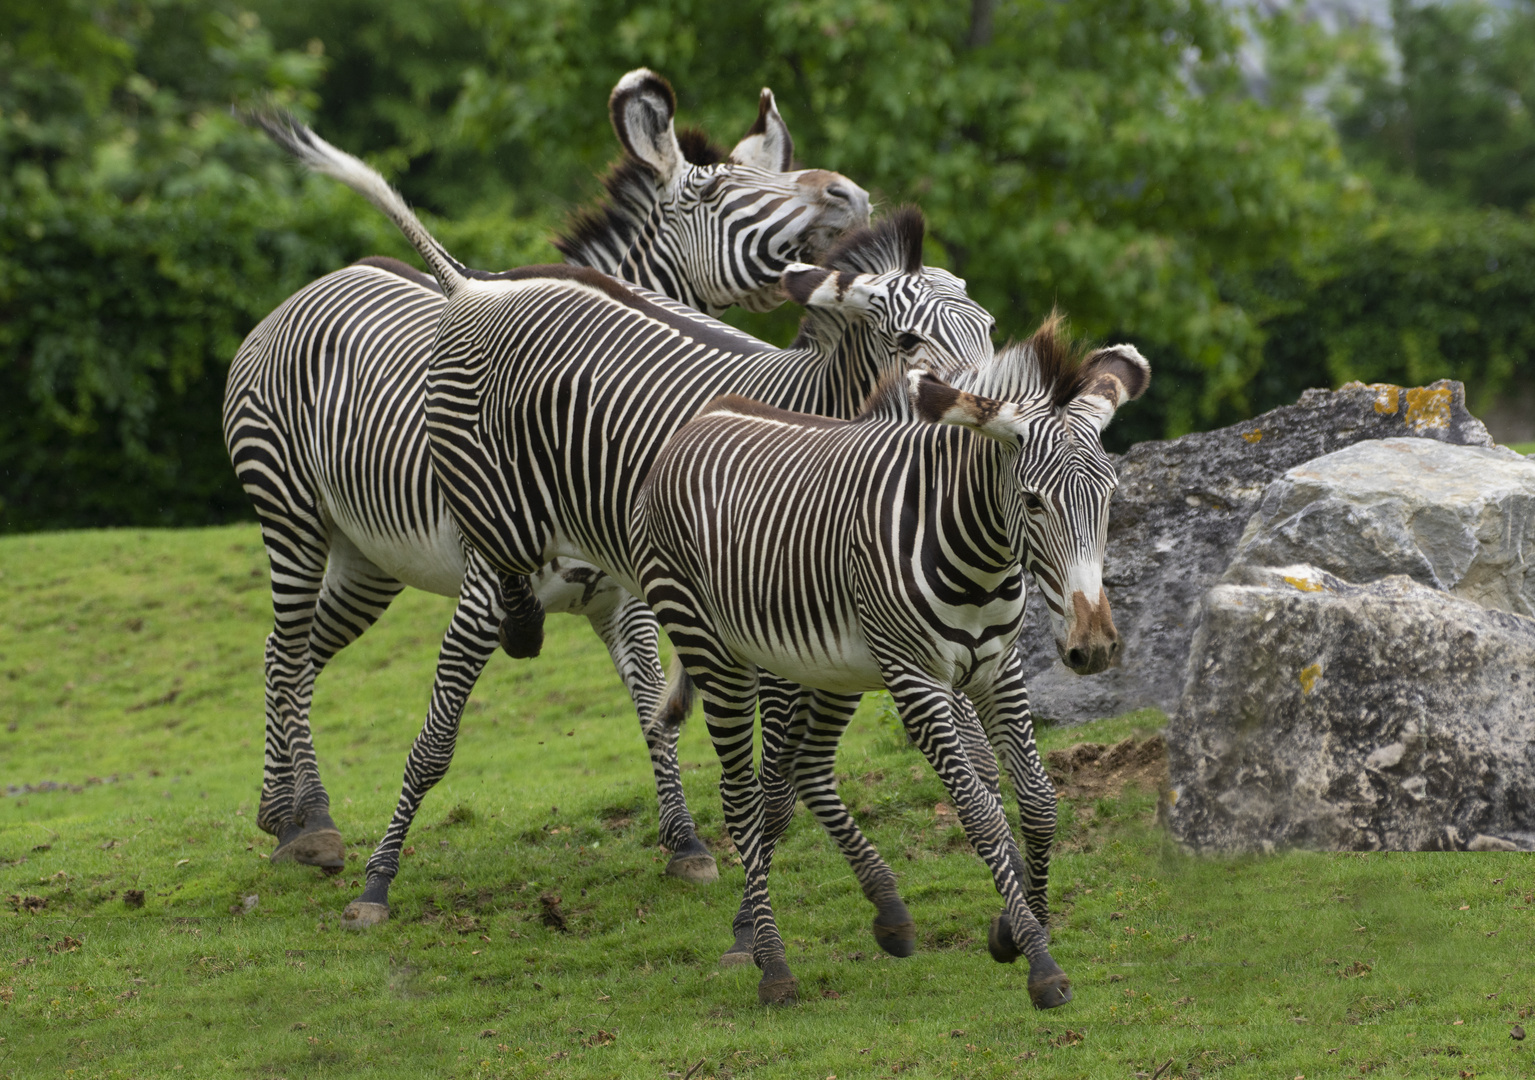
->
[631, 321, 1150, 1006]
[225, 70, 870, 915]
[248, 112, 1004, 943]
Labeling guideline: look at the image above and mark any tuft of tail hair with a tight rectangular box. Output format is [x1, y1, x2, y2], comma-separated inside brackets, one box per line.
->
[238, 105, 468, 298]
[643, 656, 696, 737]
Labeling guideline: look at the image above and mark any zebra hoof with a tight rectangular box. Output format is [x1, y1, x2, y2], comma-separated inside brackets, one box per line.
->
[1027, 956, 1073, 1010]
[341, 901, 389, 929]
[757, 960, 798, 1005]
[719, 926, 754, 967]
[987, 913, 1022, 964]
[665, 852, 719, 883]
[872, 902, 916, 958]
[271, 826, 345, 870]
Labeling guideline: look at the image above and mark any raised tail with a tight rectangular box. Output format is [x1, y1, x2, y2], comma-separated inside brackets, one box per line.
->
[643, 655, 696, 738]
[241, 106, 468, 299]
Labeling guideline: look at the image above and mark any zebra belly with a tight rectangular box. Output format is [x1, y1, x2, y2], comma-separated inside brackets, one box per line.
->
[324, 501, 467, 598]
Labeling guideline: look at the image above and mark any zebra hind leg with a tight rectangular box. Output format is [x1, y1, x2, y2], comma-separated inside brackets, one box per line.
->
[690, 658, 797, 1004]
[341, 557, 502, 928]
[538, 561, 718, 883]
[792, 690, 915, 957]
[882, 660, 1070, 1010]
[719, 675, 804, 966]
[273, 532, 406, 871]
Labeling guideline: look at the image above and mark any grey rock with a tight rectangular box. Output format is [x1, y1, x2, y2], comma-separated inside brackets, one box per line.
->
[1229, 438, 1535, 617]
[1165, 564, 1535, 853]
[1018, 380, 1499, 722]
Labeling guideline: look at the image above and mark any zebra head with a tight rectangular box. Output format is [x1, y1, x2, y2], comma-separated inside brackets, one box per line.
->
[780, 207, 998, 405]
[556, 69, 871, 316]
[907, 320, 1151, 675]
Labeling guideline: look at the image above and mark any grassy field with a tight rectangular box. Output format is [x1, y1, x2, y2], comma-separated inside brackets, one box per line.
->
[2, 525, 1532, 1080]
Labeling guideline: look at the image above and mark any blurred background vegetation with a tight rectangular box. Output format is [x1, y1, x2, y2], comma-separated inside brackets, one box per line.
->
[3, 0, 1533, 531]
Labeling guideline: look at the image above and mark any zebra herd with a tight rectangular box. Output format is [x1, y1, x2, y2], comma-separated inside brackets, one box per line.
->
[227, 68, 1149, 1009]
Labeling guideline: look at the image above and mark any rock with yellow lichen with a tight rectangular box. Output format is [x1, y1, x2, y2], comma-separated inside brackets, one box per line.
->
[1017, 379, 1500, 723]
[1166, 561, 1535, 853]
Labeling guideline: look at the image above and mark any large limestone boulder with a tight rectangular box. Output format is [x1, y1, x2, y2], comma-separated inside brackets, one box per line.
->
[1227, 438, 1535, 617]
[1165, 564, 1535, 852]
[1017, 380, 1500, 722]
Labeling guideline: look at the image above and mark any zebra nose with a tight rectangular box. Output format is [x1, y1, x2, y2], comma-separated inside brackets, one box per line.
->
[1067, 646, 1090, 669]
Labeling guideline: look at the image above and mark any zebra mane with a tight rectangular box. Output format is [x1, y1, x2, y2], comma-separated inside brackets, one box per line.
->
[851, 313, 1096, 423]
[954, 313, 1094, 409]
[820, 205, 925, 276]
[553, 127, 730, 269]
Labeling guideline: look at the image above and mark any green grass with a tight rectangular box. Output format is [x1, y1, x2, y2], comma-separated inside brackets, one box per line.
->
[1507, 440, 1535, 456]
[2, 526, 1533, 1079]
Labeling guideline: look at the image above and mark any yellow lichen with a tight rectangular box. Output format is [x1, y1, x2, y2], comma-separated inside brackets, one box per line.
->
[1282, 575, 1324, 593]
[1298, 663, 1322, 694]
[1368, 384, 1401, 415]
[1242, 429, 1263, 444]
[1404, 385, 1452, 433]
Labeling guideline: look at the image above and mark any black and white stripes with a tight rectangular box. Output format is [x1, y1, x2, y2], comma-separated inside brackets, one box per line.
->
[630, 325, 1150, 1006]
[226, 71, 870, 912]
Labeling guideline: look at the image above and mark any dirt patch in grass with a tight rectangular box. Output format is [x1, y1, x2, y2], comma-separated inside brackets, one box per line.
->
[1046, 735, 1166, 801]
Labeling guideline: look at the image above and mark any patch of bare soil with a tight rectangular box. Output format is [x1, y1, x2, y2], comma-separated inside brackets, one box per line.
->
[1045, 735, 1166, 802]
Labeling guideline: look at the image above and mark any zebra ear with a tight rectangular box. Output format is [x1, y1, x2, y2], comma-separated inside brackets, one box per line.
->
[781, 263, 877, 314]
[729, 88, 794, 171]
[1067, 344, 1151, 433]
[610, 69, 685, 185]
[907, 371, 1021, 445]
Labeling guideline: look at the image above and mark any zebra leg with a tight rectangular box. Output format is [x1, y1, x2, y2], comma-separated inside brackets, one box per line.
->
[970, 648, 1058, 933]
[531, 560, 716, 883]
[719, 675, 803, 967]
[791, 690, 916, 957]
[341, 556, 503, 928]
[683, 653, 797, 1004]
[589, 589, 715, 883]
[954, 692, 1003, 800]
[269, 532, 406, 870]
[881, 661, 1071, 1010]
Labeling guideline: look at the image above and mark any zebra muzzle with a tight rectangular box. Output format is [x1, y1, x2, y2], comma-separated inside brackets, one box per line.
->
[1062, 588, 1119, 675]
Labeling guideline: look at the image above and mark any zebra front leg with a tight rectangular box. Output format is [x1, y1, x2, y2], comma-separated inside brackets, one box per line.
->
[719, 675, 804, 967]
[790, 690, 916, 957]
[341, 561, 503, 928]
[971, 648, 1058, 933]
[882, 661, 1071, 1010]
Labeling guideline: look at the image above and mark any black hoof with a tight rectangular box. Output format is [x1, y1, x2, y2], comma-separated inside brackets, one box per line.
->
[497, 611, 544, 659]
[665, 836, 719, 884]
[873, 900, 916, 958]
[988, 912, 1022, 964]
[720, 925, 754, 967]
[272, 816, 345, 870]
[757, 959, 798, 1005]
[1027, 955, 1073, 1010]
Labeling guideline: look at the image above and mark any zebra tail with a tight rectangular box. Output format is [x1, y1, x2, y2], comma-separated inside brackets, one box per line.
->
[645, 656, 695, 736]
[239, 106, 469, 299]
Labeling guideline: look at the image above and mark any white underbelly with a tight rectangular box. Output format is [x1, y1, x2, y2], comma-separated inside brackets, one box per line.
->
[332, 509, 466, 598]
[736, 635, 887, 696]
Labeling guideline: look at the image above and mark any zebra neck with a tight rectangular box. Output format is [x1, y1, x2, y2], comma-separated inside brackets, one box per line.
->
[934, 431, 1023, 580]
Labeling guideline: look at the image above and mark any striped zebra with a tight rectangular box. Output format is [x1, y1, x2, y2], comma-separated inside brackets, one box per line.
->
[632, 322, 1150, 1005]
[225, 71, 869, 911]
[250, 112, 1004, 941]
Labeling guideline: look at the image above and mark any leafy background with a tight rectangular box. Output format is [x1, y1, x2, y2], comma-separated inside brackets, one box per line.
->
[3, 0, 1533, 531]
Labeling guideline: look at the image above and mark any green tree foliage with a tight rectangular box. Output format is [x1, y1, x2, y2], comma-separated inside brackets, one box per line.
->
[2, 0, 1531, 531]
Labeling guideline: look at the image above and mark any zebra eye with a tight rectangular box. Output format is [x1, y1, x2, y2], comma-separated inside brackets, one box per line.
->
[1024, 493, 1045, 512]
[896, 332, 922, 353]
